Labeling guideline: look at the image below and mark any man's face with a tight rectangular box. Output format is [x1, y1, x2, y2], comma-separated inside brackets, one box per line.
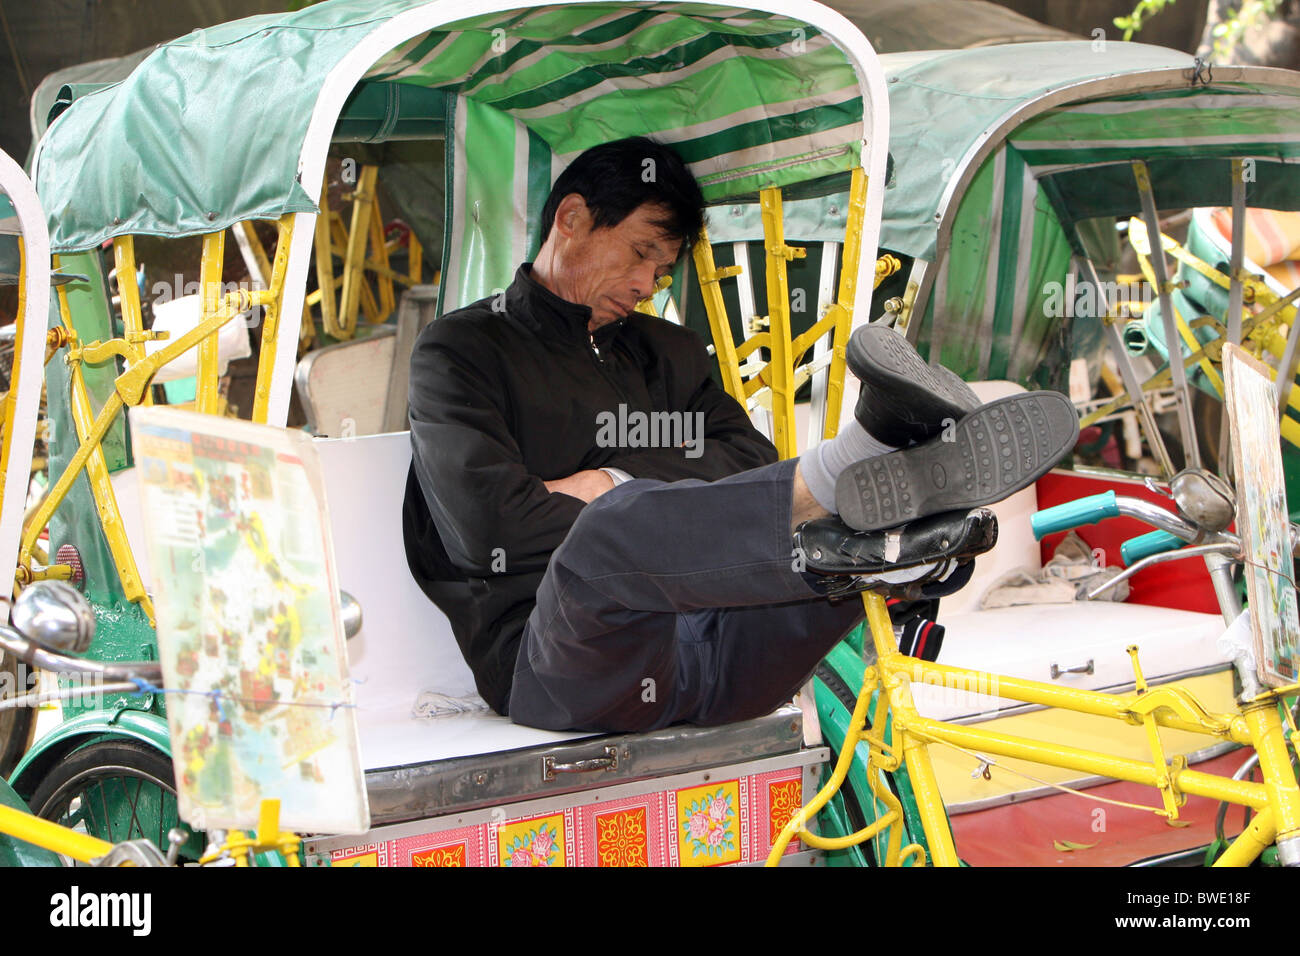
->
[543, 197, 683, 331]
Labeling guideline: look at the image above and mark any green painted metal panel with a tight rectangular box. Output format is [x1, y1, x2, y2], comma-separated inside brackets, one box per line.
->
[45, 253, 160, 717]
[10, 709, 171, 798]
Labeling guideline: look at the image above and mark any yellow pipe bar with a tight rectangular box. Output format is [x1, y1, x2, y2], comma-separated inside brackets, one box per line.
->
[789, 311, 838, 367]
[18, 275, 153, 626]
[824, 166, 868, 441]
[77, 339, 136, 365]
[196, 231, 225, 415]
[1132, 249, 1224, 397]
[367, 192, 394, 321]
[20, 390, 125, 568]
[766, 653, 876, 865]
[1241, 700, 1300, 845]
[759, 186, 801, 460]
[0, 804, 116, 864]
[692, 233, 747, 405]
[1213, 807, 1274, 867]
[408, 229, 423, 284]
[314, 181, 341, 339]
[900, 655, 1251, 744]
[114, 289, 272, 407]
[110, 236, 151, 393]
[326, 209, 383, 326]
[238, 220, 274, 289]
[251, 215, 295, 424]
[339, 165, 379, 336]
[868, 594, 961, 866]
[798, 810, 900, 851]
[25, 564, 73, 582]
[65, 359, 154, 623]
[907, 714, 1270, 809]
[735, 334, 769, 363]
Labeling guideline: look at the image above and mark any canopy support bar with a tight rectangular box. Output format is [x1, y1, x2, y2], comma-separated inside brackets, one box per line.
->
[1132, 160, 1200, 473]
[1077, 256, 1176, 476]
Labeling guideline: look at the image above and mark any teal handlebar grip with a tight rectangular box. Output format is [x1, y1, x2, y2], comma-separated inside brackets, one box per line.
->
[1030, 491, 1119, 540]
[1121, 530, 1183, 566]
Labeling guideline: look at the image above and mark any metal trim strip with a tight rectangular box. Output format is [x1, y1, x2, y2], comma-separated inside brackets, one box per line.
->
[311, 745, 828, 852]
[362, 706, 806, 825]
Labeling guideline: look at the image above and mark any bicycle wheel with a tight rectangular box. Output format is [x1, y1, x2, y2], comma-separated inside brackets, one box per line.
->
[28, 739, 199, 864]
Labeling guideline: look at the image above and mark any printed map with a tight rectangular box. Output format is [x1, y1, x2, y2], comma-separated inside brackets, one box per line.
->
[131, 407, 368, 834]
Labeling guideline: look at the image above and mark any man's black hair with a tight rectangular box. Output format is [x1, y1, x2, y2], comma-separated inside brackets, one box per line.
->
[539, 137, 705, 249]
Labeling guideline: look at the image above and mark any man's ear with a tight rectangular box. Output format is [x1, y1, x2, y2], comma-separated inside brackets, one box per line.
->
[552, 193, 591, 239]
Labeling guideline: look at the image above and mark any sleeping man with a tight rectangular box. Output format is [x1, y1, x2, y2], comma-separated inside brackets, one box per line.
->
[403, 137, 1077, 733]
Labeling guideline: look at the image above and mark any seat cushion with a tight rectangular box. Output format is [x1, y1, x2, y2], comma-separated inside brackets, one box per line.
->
[915, 602, 1227, 720]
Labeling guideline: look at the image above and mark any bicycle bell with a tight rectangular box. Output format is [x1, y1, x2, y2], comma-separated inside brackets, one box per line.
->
[1170, 468, 1235, 533]
[11, 580, 96, 654]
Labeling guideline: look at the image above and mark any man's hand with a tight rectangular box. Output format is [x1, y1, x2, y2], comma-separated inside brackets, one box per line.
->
[544, 469, 615, 503]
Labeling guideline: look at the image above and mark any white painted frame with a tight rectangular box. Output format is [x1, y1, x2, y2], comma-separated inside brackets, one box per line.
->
[263, 0, 892, 425]
[0, 150, 51, 616]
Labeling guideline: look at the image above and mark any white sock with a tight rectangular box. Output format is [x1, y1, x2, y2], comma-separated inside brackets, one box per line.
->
[799, 417, 897, 513]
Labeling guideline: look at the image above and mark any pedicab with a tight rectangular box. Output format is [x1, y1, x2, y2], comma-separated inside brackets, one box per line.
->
[789, 39, 1300, 865]
[5, 0, 925, 866]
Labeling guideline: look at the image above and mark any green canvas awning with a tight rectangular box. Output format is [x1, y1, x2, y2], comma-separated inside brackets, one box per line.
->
[866, 41, 1300, 388]
[33, 0, 872, 253]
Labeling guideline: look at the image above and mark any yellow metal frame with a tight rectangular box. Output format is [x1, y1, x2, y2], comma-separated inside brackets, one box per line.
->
[1092, 210, 1300, 447]
[302, 164, 415, 344]
[17, 218, 295, 615]
[0, 803, 116, 865]
[691, 166, 872, 452]
[768, 591, 1300, 866]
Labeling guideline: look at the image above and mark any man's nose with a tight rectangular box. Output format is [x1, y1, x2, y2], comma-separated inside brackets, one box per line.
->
[631, 261, 658, 300]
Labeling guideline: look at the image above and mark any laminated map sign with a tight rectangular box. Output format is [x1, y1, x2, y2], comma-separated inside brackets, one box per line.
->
[129, 406, 369, 834]
[1222, 343, 1300, 687]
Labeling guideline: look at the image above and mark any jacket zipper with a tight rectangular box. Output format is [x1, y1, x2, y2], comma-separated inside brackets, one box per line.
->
[588, 332, 633, 405]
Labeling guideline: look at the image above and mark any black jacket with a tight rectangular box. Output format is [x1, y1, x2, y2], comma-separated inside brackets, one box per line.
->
[402, 265, 778, 713]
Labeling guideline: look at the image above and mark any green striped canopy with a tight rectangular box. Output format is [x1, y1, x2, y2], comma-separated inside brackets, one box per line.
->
[33, 0, 868, 256]
[865, 42, 1300, 388]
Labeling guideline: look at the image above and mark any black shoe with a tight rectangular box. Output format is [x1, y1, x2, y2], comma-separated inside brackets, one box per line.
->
[835, 391, 1079, 532]
[849, 324, 980, 447]
[794, 508, 998, 575]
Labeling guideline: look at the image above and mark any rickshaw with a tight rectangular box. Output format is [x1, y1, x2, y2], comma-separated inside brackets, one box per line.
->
[5, 0, 1300, 869]
[692, 39, 1300, 865]
[4, 0, 906, 866]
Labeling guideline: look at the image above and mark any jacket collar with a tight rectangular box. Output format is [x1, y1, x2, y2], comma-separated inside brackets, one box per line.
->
[507, 264, 626, 348]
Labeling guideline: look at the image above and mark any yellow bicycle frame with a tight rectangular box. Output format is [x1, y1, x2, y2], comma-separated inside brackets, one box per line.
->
[769, 592, 1300, 866]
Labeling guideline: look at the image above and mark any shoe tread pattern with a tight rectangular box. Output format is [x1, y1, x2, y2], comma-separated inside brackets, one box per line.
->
[836, 392, 1077, 531]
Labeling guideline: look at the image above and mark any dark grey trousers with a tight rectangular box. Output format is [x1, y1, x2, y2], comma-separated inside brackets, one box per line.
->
[508, 458, 865, 732]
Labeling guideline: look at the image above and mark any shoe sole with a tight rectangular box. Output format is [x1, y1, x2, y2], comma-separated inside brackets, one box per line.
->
[835, 392, 1079, 531]
[849, 325, 979, 442]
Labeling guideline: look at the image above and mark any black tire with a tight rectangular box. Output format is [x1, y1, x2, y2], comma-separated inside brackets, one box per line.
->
[28, 739, 199, 864]
[0, 652, 36, 777]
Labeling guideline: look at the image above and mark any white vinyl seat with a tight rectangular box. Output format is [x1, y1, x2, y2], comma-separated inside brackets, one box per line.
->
[916, 381, 1228, 721]
[316, 432, 594, 771]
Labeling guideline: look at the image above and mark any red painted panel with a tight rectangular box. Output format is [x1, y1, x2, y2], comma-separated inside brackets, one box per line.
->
[1036, 472, 1221, 615]
[949, 748, 1249, 866]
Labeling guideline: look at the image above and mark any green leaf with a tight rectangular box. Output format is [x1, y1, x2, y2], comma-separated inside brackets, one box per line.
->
[1053, 839, 1097, 851]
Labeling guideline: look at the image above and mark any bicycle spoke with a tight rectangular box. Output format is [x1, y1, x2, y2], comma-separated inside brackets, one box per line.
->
[126, 775, 145, 841]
